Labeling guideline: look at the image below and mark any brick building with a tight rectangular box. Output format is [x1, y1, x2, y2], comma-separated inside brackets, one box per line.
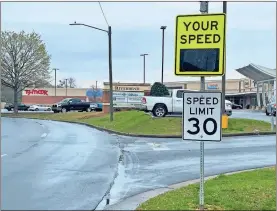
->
[22, 87, 102, 106]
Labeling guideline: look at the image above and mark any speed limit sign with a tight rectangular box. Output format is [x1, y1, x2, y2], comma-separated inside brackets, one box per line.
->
[182, 91, 222, 142]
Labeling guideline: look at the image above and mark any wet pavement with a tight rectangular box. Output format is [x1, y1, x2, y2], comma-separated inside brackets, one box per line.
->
[1, 117, 276, 210]
[231, 110, 276, 124]
[1, 118, 120, 210]
[102, 134, 276, 209]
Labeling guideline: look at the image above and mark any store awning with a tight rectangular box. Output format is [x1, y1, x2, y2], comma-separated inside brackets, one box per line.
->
[235, 63, 276, 82]
[226, 92, 257, 96]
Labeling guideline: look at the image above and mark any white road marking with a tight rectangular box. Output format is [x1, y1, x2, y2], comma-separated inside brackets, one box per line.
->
[41, 133, 47, 138]
[1, 154, 7, 158]
[147, 143, 170, 151]
[152, 146, 170, 151]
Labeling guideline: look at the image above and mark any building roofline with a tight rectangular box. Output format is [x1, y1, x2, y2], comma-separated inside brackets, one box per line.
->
[236, 63, 275, 82]
[103, 82, 151, 86]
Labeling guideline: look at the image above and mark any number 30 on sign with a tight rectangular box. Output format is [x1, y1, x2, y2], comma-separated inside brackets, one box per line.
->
[182, 91, 222, 142]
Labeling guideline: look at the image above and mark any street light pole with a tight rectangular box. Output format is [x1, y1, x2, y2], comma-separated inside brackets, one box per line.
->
[69, 22, 114, 121]
[65, 78, 68, 96]
[140, 53, 148, 84]
[53, 68, 59, 96]
[160, 26, 166, 84]
[108, 26, 114, 121]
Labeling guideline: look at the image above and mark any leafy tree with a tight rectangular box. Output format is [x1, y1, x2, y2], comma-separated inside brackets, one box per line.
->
[1, 30, 51, 113]
[150, 82, 170, 96]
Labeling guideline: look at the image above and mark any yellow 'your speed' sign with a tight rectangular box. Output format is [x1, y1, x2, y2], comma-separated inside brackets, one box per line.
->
[174, 13, 226, 76]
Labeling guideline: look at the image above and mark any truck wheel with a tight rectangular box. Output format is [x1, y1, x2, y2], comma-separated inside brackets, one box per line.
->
[153, 105, 167, 117]
[62, 108, 67, 113]
[86, 108, 92, 112]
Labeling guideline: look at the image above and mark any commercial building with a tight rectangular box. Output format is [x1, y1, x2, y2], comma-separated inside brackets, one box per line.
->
[22, 87, 102, 106]
[164, 63, 276, 109]
[101, 82, 151, 113]
[18, 63, 275, 111]
[21, 83, 151, 113]
[235, 63, 276, 109]
[164, 78, 257, 109]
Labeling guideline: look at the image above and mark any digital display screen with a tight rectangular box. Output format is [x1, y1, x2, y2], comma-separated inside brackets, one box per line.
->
[179, 48, 219, 72]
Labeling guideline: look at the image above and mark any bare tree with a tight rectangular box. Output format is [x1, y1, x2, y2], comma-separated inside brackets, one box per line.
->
[68, 77, 76, 88]
[57, 77, 76, 88]
[1, 30, 51, 113]
[57, 80, 65, 88]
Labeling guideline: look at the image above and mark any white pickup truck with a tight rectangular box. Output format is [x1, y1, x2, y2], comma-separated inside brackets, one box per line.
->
[141, 89, 232, 117]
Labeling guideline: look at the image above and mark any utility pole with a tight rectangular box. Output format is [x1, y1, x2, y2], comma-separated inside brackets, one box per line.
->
[199, 2, 208, 211]
[53, 68, 59, 96]
[65, 79, 68, 96]
[94, 80, 98, 102]
[222, 1, 227, 114]
[140, 53, 148, 84]
[108, 26, 114, 121]
[160, 26, 166, 84]
[69, 22, 114, 122]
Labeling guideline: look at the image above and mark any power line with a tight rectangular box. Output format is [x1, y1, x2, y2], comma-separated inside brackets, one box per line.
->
[98, 2, 109, 26]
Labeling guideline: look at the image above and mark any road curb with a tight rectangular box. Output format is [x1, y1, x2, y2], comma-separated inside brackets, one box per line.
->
[103, 166, 275, 210]
[2, 116, 276, 138]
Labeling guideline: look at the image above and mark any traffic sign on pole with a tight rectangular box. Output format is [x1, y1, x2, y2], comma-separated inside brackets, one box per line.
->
[182, 91, 222, 142]
[174, 13, 226, 76]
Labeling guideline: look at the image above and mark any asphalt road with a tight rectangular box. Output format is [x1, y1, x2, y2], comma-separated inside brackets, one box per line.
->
[103, 134, 276, 209]
[1, 117, 120, 210]
[231, 110, 276, 124]
[2, 115, 276, 210]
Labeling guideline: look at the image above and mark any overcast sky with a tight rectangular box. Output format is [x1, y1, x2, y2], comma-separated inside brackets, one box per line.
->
[2, 1, 276, 88]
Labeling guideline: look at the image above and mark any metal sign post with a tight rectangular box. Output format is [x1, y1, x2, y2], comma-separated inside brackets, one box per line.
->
[174, 1, 226, 210]
[200, 2, 208, 210]
[182, 91, 222, 209]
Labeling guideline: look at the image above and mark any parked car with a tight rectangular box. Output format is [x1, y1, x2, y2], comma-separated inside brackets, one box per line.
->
[4, 103, 30, 111]
[52, 98, 92, 113]
[140, 89, 233, 117]
[28, 104, 52, 111]
[265, 96, 276, 116]
[232, 103, 243, 109]
[90, 102, 103, 112]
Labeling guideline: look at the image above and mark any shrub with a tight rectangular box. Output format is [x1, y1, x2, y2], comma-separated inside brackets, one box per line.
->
[150, 82, 170, 96]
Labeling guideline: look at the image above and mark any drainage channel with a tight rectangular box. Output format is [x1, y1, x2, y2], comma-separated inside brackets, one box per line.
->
[95, 152, 125, 210]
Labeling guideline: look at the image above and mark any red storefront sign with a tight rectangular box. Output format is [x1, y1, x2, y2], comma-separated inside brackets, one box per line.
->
[25, 89, 48, 96]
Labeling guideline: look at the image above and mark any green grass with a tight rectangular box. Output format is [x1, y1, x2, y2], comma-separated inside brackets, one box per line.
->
[2, 110, 274, 135]
[137, 167, 276, 210]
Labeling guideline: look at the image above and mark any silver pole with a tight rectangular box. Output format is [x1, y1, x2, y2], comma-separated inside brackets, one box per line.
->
[271, 114, 274, 131]
[199, 2, 208, 210]
[222, 2, 227, 114]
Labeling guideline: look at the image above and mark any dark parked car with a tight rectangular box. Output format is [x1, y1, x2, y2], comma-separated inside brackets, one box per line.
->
[4, 103, 30, 111]
[52, 98, 93, 113]
[232, 103, 243, 109]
